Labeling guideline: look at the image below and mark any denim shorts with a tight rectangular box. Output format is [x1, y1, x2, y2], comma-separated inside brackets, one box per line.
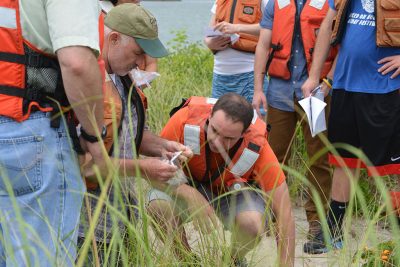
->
[0, 112, 84, 267]
[147, 184, 267, 229]
[212, 71, 269, 115]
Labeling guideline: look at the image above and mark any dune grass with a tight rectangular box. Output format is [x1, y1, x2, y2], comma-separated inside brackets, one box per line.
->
[1, 36, 399, 267]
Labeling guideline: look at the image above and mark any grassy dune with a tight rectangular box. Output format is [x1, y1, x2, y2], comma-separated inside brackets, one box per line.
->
[1, 37, 398, 266]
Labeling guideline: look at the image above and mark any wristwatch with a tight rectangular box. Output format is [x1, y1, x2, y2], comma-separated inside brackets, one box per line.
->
[80, 125, 107, 143]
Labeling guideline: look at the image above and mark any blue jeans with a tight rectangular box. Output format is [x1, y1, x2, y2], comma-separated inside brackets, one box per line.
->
[212, 71, 269, 115]
[0, 112, 84, 267]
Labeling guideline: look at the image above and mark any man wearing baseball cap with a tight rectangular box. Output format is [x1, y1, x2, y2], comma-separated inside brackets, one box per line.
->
[105, 2, 168, 59]
[102, 3, 168, 76]
[77, 4, 192, 265]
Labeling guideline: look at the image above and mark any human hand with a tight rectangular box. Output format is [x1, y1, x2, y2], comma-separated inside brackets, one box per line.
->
[204, 36, 231, 51]
[301, 77, 320, 98]
[378, 55, 400, 79]
[140, 157, 178, 184]
[162, 141, 193, 165]
[83, 139, 111, 176]
[214, 21, 238, 34]
[252, 88, 267, 117]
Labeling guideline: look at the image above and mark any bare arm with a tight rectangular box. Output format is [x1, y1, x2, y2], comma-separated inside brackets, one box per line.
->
[266, 182, 295, 267]
[57, 46, 103, 135]
[57, 46, 106, 164]
[139, 130, 192, 160]
[171, 183, 218, 233]
[302, 8, 337, 97]
[139, 130, 170, 157]
[253, 28, 272, 116]
[214, 21, 261, 36]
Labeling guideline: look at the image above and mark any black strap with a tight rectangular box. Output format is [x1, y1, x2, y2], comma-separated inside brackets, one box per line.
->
[67, 115, 85, 155]
[0, 52, 25, 64]
[169, 98, 187, 118]
[0, 85, 26, 97]
[0, 51, 58, 68]
[206, 138, 243, 185]
[229, 0, 238, 23]
[121, 75, 145, 155]
[49, 68, 67, 128]
[265, 43, 283, 73]
[248, 142, 260, 153]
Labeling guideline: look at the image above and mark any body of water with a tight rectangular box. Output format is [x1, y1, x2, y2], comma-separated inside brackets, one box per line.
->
[141, 0, 214, 46]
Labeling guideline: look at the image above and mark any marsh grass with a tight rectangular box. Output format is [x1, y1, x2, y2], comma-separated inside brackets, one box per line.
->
[0, 37, 399, 267]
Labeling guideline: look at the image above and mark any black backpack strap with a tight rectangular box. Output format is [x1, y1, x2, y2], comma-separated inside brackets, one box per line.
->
[120, 75, 145, 154]
[169, 98, 188, 117]
[206, 138, 244, 186]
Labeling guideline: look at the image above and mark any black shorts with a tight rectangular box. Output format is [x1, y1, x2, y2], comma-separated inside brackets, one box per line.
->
[328, 89, 400, 175]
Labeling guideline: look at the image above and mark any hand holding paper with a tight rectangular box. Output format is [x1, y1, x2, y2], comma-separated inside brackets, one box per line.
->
[204, 26, 240, 44]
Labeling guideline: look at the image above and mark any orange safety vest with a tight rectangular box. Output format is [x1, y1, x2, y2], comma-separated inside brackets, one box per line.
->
[268, 0, 338, 80]
[332, 0, 400, 47]
[0, 0, 105, 123]
[176, 97, 268, 192]
[215, 0, 262, 53]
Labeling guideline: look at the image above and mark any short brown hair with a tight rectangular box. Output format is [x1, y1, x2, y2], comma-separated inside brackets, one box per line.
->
[211, 93, 254, 132]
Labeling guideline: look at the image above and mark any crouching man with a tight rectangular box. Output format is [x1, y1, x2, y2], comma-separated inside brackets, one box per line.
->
[148, 93, 295, 266]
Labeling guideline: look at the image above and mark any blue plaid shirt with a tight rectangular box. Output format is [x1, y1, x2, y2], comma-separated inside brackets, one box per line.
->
[260, 0, 308, 112]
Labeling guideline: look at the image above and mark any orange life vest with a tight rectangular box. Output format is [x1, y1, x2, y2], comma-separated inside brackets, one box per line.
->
[215, 0, 262, 53]
[177, 97, 268, 192]
[0, 0, 105, 122]
[268, 0, 338, 80]
[332, 0, 400, 47]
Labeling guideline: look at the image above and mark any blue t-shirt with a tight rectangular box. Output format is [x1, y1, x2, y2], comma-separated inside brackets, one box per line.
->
[329, 0, 400, 93]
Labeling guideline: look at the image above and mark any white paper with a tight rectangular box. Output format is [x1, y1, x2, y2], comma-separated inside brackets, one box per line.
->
[204, 27, 240, 44]
[130, 68, 160, 87]
[277, 0, 290, 9]
[299, 90, 327, 137]
[309, 0, 326, 10]
[100, 1, 114, 13]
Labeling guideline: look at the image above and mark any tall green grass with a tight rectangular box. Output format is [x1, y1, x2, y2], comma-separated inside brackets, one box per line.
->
[1, 35, 398, 267]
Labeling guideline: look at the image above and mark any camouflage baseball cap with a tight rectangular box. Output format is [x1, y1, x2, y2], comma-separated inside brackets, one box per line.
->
[104, 3, 168, 58]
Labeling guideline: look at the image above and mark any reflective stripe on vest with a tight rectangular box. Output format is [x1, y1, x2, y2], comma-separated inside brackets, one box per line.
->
[0, 7, 16, 29]
[251, 109, 257, 124]
[230, 147, 260, 176]
[206, 97, 218, 105]
[184, 123, 260, 175]
[184, 124, 201, 155]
